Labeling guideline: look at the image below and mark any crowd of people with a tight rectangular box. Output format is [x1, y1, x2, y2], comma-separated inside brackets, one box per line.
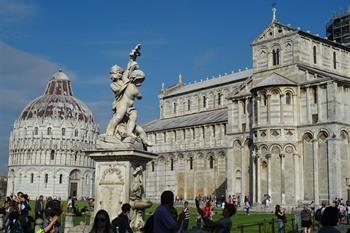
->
[2, 191, 350, 233]
[1, 192, 64, 233]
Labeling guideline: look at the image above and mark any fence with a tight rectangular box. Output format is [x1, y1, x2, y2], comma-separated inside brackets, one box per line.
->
[236, 217, 296, 233]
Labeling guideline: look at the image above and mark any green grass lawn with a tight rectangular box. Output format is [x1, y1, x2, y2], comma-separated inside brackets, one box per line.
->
[1, 198, 296, 233]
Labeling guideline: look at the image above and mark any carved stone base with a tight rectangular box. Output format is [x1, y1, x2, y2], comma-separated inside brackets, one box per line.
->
[97, 134, 145, 151]
[86, 149, 156, 220]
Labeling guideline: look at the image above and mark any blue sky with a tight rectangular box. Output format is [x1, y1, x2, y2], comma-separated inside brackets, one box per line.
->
[0, 0, 349, 175]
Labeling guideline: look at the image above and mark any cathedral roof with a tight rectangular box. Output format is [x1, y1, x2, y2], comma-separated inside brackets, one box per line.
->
[19, 70, 94, 123]
[253, 73, 296, 89]
[161, 69, 252, 98]
[143, 109, 227, 132]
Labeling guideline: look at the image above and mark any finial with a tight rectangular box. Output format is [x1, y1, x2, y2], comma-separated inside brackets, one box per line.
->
[178, 74, 183, 84]
[161, 82, 165, 90]
[272, 2, 277, 21]
[58, 64, 63, 72]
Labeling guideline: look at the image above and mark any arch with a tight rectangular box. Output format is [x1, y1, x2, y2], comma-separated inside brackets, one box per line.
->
[284, 144, 296, 154]
[270, 144, 282, 154]
[317, 130, 329, 141]
[259, 144, 269, 154]
[268, 87, 282, 95]
[302, 132, 314, 142]
[232, 139, 242, 148]
[340, 130, 349, 141]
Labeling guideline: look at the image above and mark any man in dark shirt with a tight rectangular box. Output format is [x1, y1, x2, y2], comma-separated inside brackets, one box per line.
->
[111, 203, 133, 233]
[153, 190, 184, 233]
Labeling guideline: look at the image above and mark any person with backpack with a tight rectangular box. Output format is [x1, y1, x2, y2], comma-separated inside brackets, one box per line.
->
[111, 203, 133, 233]
[300, 205, 312, 233]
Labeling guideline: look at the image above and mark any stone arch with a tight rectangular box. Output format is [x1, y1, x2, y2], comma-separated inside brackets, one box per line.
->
[259, 144, 269, 154]
[340, 130, 349, 142]
[232, 139, 242, 148]
[302, 132, 314, 142]
[270, 144, 282, 154]
[268, 87, 282, 95]
[283, 144, 296, 154]
[317, 130, 329, 141]
[69, 169, 81, 198]
[283, 87, 296, 96]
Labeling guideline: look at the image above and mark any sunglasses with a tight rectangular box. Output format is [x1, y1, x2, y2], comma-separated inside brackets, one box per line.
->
[96, 218, 107, 223]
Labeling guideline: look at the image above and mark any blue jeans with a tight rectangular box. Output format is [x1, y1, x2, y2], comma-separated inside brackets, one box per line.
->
[278, 219, 285, 233]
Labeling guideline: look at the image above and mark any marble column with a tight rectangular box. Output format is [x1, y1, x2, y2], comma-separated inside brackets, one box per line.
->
[312, 139, 319, 204]
[279, 153, 286, 205]
[328, 137, 342, 201]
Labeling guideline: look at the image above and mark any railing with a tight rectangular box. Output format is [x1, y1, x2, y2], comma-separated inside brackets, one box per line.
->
[236, 217, 296, 233]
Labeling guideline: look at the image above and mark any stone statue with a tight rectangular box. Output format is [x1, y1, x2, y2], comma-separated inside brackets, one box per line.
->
[99, 44, 151, 149]
[129, 166, 152, 233]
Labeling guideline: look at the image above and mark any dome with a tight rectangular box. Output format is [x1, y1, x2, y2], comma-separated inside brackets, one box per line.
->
[19, 70, 94, 123]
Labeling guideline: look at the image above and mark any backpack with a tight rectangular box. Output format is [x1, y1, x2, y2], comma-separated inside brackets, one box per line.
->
[315, 208, 322, 221]
[143, 214, 154, 233]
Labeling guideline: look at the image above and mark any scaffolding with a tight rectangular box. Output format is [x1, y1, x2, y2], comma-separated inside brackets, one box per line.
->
[326, 7, 350, 47]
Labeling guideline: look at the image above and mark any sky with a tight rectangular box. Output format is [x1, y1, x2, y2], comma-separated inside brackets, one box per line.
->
[0, 0, 349, 175]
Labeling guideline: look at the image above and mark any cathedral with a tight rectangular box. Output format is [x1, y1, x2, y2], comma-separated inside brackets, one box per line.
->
[144, 16, 350, 206]
[6, 70, 98, 199]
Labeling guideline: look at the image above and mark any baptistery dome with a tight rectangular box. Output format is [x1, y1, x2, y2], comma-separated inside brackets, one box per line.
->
[7, 70, 98, 199]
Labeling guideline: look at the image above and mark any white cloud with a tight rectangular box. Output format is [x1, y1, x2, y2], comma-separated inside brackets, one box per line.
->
[0, 41, 60, 175]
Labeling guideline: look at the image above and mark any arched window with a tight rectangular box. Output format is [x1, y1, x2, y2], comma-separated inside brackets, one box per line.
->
[203, 96, 207, 108]
[210, 156, 214, 169]
[163, 132, 167, 143]
[30, 173, 34, 183]
[62, 128, 65, 136]
[50, 150, 55, 160]
[333, 51, 337, 69]
[187, 99, 191, 111]
[173, 102, 177, 113]
[170, 158, 174, 171]
[86, 175, 89, 184]
[59, 174, 63, 184]
[47, 127, 52, 135]
[190, 157, 193, 170]
[313, 46, 317, 64]
[45, 174, 48, 183]
[272, 48, 280, 66]
[74, 152, 78, 161]
[201, 126, 205, 139]
[285, 93, 292, 105]
[218, 93, 222, 106]
[261, 94, 267, 106]
[151, 161, 155, 172]
[34, 127, 38, 135]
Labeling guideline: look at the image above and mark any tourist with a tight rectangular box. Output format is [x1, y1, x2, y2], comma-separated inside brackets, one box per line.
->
[90, 209, 113, 233]
[275, 205, 286, 233]
[111, 203, 133, 233]
[318, 206, 340, 233]
[153, 190, 184, 233]
[237, 195, 241, 207]
[35, 195, 45, 220]
[346, 201, 350, 224]
[203, 201, 212, 219]
[43, 208, 61, 233]
[300, 205, 312, 233]
[18, 193, 31, 233]
[196, 198, 236, 233]
[181, 201, 190, 233]
[244, 196, 250, 215]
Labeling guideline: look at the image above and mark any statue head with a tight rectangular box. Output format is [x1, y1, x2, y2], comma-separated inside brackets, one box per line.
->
[110, 65, 124, 81]
[130, 70, 145, 86]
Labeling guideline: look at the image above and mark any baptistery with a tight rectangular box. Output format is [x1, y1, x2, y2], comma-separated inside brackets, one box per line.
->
[7, 70, 98, 199]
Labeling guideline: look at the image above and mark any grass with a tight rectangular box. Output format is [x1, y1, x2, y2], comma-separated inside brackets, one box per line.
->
[146, 204, 296, 233]
[1, 198, 296, 233]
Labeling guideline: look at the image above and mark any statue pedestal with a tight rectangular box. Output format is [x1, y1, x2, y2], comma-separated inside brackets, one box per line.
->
[86, 149, 156, 220]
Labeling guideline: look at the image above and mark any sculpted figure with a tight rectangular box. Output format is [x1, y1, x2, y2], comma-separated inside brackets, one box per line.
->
[104, 44, 151, 147]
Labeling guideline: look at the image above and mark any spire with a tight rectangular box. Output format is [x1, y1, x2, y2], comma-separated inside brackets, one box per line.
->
[272, 2, 277, 21]
[178, 74, 183, 84]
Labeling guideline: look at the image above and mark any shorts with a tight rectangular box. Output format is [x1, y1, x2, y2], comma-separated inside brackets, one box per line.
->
[301, 220, 312, 228]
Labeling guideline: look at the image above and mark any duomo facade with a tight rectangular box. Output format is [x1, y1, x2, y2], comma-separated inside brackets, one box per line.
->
[144, 18, 350, 206]
[7, 71, 98, 199]
[7, 16, 350, 205]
